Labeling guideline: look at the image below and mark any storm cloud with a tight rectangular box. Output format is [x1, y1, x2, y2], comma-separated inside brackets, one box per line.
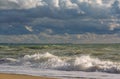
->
[0, 0, 120, 35]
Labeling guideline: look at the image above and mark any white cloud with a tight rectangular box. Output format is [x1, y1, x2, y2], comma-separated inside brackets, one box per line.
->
[44, 0, 59, 8]
[77, 0, 102, 5]
[0, 0, 111, 9]
[0, 0, 117, 18]
[0, 0, 47, 9]
[109, 23, 120, 31]
[60, 0, 79, 9]
[0, 0, 120, 35]
[16, 0, 39, 9]
[25, 26, 33, 32]
[1, 33, 120, 43]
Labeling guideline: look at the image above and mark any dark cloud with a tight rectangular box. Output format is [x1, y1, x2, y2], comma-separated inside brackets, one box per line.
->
[0, 0, 120, 35]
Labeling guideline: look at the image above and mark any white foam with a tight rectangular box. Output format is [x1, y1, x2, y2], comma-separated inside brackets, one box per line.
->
[23, 52, 66, 68]
[2, 52, 120, 73]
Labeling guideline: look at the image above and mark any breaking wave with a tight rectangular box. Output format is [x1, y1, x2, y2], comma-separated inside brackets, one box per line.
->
[1, 52, 120, 73]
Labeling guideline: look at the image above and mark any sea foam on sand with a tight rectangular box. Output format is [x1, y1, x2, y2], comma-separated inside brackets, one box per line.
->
[1, 52, 120, 79]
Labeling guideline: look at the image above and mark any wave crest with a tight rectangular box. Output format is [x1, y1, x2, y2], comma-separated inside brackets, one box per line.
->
[1, 52, 120, 73]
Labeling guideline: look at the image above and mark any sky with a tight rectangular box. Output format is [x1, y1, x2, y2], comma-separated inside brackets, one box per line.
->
[0, 0, 120, 43]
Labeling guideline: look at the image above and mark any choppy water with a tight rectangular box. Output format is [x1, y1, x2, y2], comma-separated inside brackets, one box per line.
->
[0, 44, 120, 79]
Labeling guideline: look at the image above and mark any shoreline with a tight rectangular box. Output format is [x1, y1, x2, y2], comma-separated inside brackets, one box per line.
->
[0, 73, 57, 79]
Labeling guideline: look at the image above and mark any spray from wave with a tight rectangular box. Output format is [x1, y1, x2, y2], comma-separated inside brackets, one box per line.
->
[1, 52, 120, 74]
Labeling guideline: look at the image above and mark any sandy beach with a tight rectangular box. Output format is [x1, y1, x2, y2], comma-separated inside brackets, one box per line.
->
[0, 73, 57, 79]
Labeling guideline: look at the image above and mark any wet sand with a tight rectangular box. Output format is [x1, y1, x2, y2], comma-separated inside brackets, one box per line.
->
[0, 73, 57, 79]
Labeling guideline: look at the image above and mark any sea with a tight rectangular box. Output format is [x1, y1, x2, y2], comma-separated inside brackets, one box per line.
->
[0, 44, 120, 79]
